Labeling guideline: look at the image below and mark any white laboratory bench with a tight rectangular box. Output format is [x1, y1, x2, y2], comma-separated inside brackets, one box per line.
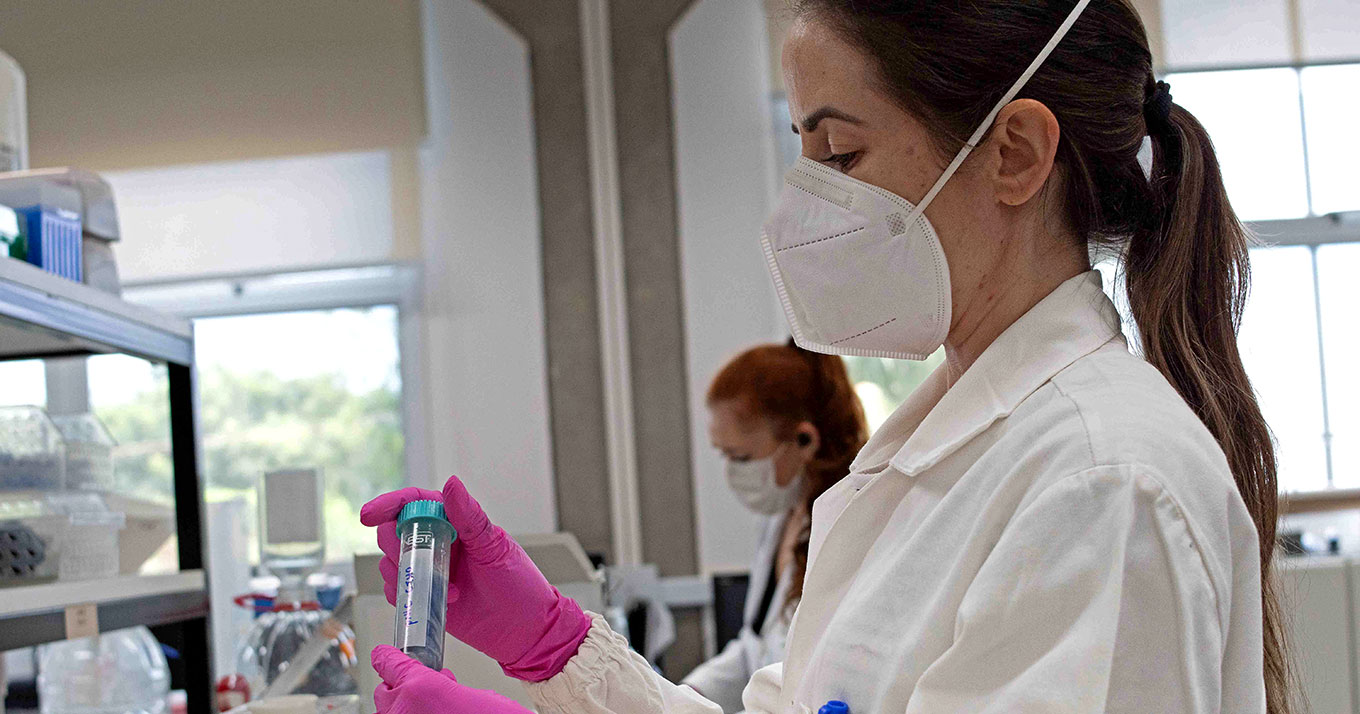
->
[1280, 554, 1360, 712]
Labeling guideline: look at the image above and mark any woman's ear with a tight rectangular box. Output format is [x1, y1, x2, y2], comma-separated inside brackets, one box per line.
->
[991, 98, 1061, 207]
[795, 422, 820, 460]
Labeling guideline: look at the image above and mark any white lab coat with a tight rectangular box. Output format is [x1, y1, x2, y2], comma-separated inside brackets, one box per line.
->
[526, 271, 1266, 714]
[683, 515, 793, 713]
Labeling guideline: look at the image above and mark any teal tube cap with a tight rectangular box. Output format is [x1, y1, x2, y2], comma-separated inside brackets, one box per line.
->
[397, 499, 449, 529]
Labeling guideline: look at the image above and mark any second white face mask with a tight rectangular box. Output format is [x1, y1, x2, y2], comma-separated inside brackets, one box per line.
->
[724, 449, 802, 516]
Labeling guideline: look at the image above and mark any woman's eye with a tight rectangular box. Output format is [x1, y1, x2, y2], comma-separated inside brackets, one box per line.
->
[822, 151, 860, 172]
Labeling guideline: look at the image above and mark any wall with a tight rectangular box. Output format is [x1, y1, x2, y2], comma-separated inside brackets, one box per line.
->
[107, 151, 400, 282]
[763, 0, 1168, 91]
[413, 0, 556, 534]
[0, 1, 425, 171]
[101, 0, 558, 536]
[671, 0, 786, 575]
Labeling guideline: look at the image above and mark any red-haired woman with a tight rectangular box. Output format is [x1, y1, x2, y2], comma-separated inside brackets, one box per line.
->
[684, 341, 868, 712]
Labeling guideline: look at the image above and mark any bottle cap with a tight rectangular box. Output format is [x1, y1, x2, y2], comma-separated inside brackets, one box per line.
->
[818, 701, 849, 714]
[397, 500, 449, 529]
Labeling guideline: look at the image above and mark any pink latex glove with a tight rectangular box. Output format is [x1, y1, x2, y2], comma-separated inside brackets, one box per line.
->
[371, 645, 531, 714]
[360, 475, 592, 682]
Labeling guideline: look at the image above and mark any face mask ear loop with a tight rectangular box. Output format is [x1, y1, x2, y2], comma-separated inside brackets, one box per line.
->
[904, 0, 1092, 225]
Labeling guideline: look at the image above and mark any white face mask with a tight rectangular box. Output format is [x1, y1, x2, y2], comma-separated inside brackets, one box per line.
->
[724, 446, 803, 516]
[761, 0, 1091, 360]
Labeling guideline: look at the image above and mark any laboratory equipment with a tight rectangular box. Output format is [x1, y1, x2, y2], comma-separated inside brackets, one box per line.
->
[36, 626, 170, 714]
[242, 696, 315, 714]
[51, 413, 116, 491]
[216, 674, 252, 712]
[0, 406, 66, 491]
[0, 492, 124, 583]
[0, 49, 26, 172]
[45, 169, 121, 294]
[0, 233, 210, 711]
[0, 520, 43, 578]
[352, 532, 604, 709]
[258, 469, 324, 578]
[233, 591, 357, 699]
[260, 596, 355, 699]
[0, 204, 18, 260]
[12, 203, 81, 281]
[819, 701, 850, 714]
[0, 169, 121, 292]
[0, 174, 83, 282]
[51, 493, 124, 580]
[223, 695, 358, 714]
[392, 500, 454, 670]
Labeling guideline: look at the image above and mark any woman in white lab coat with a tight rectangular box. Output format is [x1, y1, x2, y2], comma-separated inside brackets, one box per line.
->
[362, 0, 1293, 712]
[684, 341, 868, 712]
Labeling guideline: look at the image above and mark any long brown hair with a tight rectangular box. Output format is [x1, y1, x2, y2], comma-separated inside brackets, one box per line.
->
[792, 1, 1291, 710]
[708, 340, 869, 610]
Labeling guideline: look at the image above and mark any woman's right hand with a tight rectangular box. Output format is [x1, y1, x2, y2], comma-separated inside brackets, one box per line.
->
[360, 475, 592, 682]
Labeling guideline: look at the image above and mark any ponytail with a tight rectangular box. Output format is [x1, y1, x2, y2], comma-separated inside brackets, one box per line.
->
[1127, 95, 1294, 713]
[793, 1, 1291, 706]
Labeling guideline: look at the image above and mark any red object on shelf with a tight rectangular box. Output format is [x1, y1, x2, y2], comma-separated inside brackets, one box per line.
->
[215, 674, 251, 712]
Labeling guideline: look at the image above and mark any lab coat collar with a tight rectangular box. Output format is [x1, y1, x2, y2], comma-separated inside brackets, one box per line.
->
[883, 270, 1123, 477]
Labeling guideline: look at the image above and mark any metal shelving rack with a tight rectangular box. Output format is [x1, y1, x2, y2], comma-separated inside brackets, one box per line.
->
[0, 257, 211, 712]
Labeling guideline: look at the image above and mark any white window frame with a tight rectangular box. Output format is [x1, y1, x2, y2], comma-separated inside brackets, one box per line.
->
[1166, 49, 1360, 492]
[1247, 214, 1360, 492]
[120, 262, 427, 488]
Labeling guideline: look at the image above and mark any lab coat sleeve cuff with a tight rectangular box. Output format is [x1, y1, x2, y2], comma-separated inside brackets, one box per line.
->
[682, 636, 750, 712]
[525, 613, 723, 714]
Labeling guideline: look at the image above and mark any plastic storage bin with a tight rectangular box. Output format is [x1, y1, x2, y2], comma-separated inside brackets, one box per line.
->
[0, 406, 66, 491]
[0, 493, 124, 584]
[57, 493, 124, 580]
[51, 414, 116, 491]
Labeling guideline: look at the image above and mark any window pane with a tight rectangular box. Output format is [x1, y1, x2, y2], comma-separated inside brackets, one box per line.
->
[844, 351, 945, 433]
[89, 355, 174, 504]
[1318, 243, 1360, 487]
[0, 359, 46, 407]
[88, 306, 405, 565]
[1301, 64, 1360, 215]
[194, 306, 404, 563]
[1299, 0, 1360, 62]
[1239, 246, 1328, 492]
[1161, 0, 1292, 68]
[104, 151, 395, 283]
[1166, 69, 1310, 222]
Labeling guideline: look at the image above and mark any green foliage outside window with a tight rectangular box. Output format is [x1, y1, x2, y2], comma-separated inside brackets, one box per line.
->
[842, 351, 946, 431]
[96, 364, 404, 562]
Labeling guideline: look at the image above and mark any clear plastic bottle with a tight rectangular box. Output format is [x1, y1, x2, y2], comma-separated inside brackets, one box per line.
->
[392, 500, 456, 669]
[36, 626, 169, 714]
[258, 469, 325, 579]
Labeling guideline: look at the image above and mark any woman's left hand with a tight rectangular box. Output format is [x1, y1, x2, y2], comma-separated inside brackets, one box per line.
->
[371, 645, 531, 714]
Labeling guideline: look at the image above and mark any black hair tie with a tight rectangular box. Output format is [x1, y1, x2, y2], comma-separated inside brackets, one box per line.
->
[1144, 80, 1174, 136]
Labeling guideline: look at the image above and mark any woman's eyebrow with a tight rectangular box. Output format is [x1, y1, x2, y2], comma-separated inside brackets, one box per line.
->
[791, 105, 865, 134]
